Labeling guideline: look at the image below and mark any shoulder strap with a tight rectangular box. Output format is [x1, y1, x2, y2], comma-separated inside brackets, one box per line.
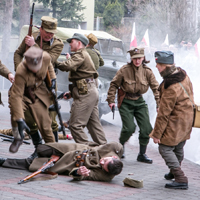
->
[179, 82, 194, 106]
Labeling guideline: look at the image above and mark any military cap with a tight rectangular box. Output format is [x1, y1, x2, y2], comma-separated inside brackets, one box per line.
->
[67, 33, 89, 46]
[127, 48, 145, 59]
[41, 16, 57, 33]
[155, 51, 174, 64]
[123, 177, 143, 188]
[24, 46, 43, 72]
[87, 33, 98, 45]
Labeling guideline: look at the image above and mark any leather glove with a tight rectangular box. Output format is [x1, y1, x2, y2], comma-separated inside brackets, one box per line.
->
[17, 119, 30, 139]
[50, 79, 56, 90]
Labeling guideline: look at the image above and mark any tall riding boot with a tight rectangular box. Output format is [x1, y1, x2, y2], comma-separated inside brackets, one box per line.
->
[137, 144, 153, 164]
[9, 127, 23, 153]
[165, 167, 188, 189]
[121, 144, 125, 158]
[53, 131, 58, 142]
[28, 131, 43, 162]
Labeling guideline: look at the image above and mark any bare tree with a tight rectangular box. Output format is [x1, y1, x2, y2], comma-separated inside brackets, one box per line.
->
[1, 0, 13, 67]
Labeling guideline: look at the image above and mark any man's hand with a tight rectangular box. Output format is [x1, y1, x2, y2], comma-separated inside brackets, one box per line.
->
[16, 119, 30, 139]
[25, 35, 35, 47]
[50, 79, 56, 90]
[153, 137, 161, 144]
[109, 103, 115, 110]
[8, 73, 15, 83]
[66, 53, 71, 59]
[77, 166, 90, 177]
[63, 92, 71, 100]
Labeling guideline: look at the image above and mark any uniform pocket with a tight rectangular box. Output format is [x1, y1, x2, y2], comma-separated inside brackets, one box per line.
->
[124, 80, 136, 91]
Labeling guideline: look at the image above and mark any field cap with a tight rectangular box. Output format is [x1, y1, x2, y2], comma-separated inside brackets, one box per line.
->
[24, 46, 43, 72]
[87, 33, 98, 45]
[67, 33, 89, 46]
[123, 177, 143, 188]
[41, 16, 57, 33]
[155, 51, 174, 64]
[127, 48, 145, 59]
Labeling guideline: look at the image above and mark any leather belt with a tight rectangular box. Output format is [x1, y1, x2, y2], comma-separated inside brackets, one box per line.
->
[125, 92, 142, 98]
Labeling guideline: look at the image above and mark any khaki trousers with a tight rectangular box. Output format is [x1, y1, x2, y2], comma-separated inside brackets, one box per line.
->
[69, 82, 107, 145]
[11, 98, 55, 143]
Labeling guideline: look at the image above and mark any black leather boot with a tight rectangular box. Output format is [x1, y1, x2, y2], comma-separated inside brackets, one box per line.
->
[28, 131, 42, 162]
[164, 172, 174, 180]
[137, 144, 153, 164]
[165, 181, 188, 189]
[0, 158, 6, 166]
[53, 131, 58, 142]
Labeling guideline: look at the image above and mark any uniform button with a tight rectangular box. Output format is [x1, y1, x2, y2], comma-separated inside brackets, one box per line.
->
[76, 151, 78, 154]
[116, 151, 119, 153]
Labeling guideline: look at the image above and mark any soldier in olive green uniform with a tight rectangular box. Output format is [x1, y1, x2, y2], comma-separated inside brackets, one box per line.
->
[0, 141, 123, 182]
[0, 60, 15, 106]
[56, 33, 107, 145]
[107, 48, 159, 163]
[9, 46, 56, 153]
[14, 16, 64, 150]
[86, 33, 104, 70]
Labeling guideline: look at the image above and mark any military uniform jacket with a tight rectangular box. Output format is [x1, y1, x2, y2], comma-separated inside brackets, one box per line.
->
[14, 30, 64, 70]
[9, 51, 56, 121]
[56, 48, 98, 82]
[29, 142, 123, 182]
[86, 47, 104, 70]
[150, 68, 194, 146]
[107, 63, 160, 107]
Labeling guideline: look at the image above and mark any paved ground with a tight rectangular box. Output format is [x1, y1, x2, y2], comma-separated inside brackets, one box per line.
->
[0, 90, 200, 200]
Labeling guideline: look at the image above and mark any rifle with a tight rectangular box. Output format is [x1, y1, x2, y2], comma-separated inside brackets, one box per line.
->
[112, 105, 115, 120]
[0, 133, 30, 145]
[18, 155, 60, 184]
[26, 3, 35, 51]
[57, 92, 71, 100]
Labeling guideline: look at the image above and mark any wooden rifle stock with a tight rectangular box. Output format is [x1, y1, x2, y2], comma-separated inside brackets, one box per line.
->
[18, 155, 60, 184]
[26, 3, 35, 51]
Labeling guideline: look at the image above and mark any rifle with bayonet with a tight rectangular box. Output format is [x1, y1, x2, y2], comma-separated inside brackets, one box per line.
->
[18, 155, 60, 184]
[0, 133, 30, 145]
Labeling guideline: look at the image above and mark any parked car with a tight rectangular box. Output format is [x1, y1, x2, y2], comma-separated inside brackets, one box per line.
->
[19, 26, 128, 118]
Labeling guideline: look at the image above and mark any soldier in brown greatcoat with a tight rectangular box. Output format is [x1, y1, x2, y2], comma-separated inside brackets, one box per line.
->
[0, 141, 123, 182]
[0, 60, 15, 106]
[56, 33, 107, 145]
[150, 51, 194, 190]
[107, 47, 160, 163]
[9, 46, 56, 153]
[14, 16, 64, 154]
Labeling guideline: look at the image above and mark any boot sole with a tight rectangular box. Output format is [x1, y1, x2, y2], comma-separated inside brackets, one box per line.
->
[137, 160, 153, 164]
[165, 185, 188, 190]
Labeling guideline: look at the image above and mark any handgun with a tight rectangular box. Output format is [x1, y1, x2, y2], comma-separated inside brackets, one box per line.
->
[112, 105, 115, 120]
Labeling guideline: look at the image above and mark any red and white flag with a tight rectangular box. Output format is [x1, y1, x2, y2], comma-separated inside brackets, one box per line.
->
[194, 38, 200, 57]
[130, 22, 137, 49]
[141, 29, 150, 47]
[163, 34, 169, 46]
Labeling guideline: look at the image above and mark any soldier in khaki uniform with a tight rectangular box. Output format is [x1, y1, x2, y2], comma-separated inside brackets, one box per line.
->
[0, 141, 123, 182]
[86, 33, 104, 70]
[107, 48, 159, 163]
[9, 46, 56, 153]
[56, 33, 107, 145]
[0, 60, 15, 105]
[14, 16, 64, 152]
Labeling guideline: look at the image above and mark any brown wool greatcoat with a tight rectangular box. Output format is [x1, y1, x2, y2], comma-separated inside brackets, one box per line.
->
[14, 30, 64, 70]
[150, 68, 194, 146]
[106, 63, 160, 107]
[29, 142, 123, 182]
[9, 52, 56, 142]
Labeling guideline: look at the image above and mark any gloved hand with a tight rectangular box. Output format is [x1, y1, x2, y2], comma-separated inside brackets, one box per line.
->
[50, 79, 56, 90]
[16, 119, 30, 139]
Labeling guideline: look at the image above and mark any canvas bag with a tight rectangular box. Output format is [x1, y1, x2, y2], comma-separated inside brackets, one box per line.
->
[179, 83, 200, 128]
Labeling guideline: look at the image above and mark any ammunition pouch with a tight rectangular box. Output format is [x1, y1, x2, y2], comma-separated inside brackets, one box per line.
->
[24, 86, 36, 103]
[76, 79, 88, 95]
